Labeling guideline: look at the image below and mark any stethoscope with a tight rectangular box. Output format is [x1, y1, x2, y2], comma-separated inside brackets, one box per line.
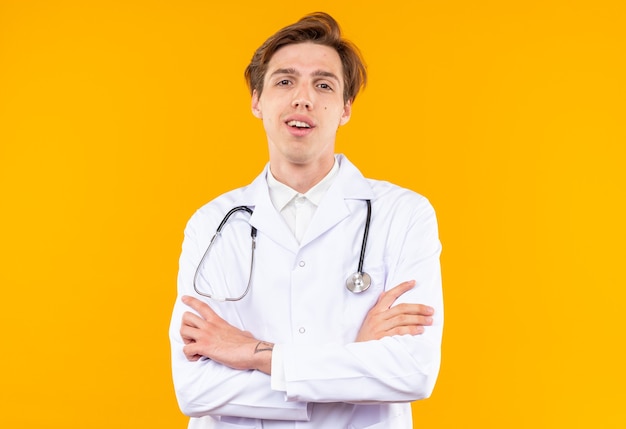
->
[193, 200, 372, 301]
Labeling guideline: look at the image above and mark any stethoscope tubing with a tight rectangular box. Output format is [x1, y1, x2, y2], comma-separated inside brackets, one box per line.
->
[193, 206, 257, 301]
[194, 200, 371, 300]
[357, 199, 371, 274]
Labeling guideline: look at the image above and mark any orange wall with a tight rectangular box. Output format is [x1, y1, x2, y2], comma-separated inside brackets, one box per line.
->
[1, 1, 624, 427]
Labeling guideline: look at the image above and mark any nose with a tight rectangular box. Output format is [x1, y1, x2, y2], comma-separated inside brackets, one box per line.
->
[292, 99, 312, 109]
[292, 84, 313, 110]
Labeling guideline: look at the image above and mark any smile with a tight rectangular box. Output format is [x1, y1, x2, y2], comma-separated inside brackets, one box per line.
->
[286, 120, 312, 129]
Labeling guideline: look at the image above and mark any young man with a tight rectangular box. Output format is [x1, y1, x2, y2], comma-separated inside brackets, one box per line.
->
[170, 12, 443, 428]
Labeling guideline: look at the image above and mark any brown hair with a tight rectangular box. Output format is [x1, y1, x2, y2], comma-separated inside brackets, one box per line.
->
[244, 12, 367, 104]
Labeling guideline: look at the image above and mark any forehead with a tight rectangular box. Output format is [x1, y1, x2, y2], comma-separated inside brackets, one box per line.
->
[265, 42, 344, 80]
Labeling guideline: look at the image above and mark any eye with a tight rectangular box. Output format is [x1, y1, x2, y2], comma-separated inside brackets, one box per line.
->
[317, 83, 333, 91]
[276, 79, 292, 86]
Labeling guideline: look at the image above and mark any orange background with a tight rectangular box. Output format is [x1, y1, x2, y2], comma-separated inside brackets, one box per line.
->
[1, 1, 625, 428]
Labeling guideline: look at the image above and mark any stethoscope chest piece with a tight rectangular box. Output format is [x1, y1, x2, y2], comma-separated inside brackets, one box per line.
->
[346, 272, 371, 293]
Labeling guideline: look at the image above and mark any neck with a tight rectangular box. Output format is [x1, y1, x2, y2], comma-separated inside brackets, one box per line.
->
[269, 156, 335, 193]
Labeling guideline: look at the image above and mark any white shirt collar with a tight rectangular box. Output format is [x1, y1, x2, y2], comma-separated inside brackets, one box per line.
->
[267, 158, 339, 211]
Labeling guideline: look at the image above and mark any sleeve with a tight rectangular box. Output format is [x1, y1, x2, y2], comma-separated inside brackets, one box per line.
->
[278, 196, 443, 404]
[270, 344, 288, 391]
[169, 212, 310, 420]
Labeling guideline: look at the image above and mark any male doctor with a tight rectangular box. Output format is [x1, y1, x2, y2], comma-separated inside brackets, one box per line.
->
[170, 12, 443, 429]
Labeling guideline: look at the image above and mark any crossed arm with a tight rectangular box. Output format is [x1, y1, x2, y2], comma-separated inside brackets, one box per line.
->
[179, 279, 435, 375]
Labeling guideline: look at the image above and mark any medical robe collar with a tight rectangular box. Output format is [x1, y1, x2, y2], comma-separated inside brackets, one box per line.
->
[237, 154, 375, 253]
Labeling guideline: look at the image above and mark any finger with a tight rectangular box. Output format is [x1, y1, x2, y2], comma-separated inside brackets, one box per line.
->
[181, 310, 206, 329]
[417, 304, 435, 316]
[182, 295, 217, 319]
[388, 325, 426, 336]
[367, 323, 426, 341]
[378, 308, 435, 331]
[372, 313, 431, 335]
[180, 322, 201, 343]
[388, 303, 435, 317]
[377, 281, 416, 309]
[182, 344, 202, 362]
[387, 313, 434, 328]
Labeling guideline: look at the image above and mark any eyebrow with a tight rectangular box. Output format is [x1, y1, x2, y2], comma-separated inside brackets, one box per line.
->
[269, 68, 341, 83]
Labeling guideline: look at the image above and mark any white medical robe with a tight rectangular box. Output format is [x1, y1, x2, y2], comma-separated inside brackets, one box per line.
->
[169, 154, 443, 428]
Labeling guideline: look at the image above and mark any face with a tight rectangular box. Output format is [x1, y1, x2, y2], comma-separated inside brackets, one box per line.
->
[251, 42, 352, 171]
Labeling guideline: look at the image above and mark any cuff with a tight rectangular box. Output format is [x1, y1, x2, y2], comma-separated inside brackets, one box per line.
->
[270, 343, 287, 392]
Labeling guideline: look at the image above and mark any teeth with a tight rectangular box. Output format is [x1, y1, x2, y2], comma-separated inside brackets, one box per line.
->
[287, 120, 311, 128]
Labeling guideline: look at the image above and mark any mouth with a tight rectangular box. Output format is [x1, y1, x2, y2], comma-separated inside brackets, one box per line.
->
[286, 120, 313, 129]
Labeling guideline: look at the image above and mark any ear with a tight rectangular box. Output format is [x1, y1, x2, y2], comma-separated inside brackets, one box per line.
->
[251, 89, 263, 119]
[339, 99, 352, 126]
